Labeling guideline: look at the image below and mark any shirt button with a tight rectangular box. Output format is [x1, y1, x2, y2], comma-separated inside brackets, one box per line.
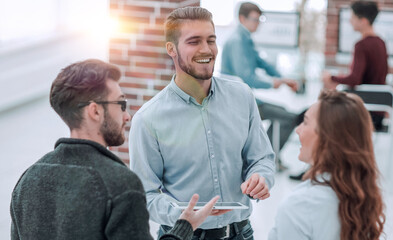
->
[207, 130, 211, 134]
[218, 224, 222, 228]
[211, 154, 215, 158]
[202, 108, 205, 111]
[214, 178, 218, 182]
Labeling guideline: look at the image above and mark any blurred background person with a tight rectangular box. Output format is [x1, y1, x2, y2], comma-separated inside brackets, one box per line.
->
[268, 90, 385, 240]
[221, 2, 299, 171]
[323, 0, 388, 130]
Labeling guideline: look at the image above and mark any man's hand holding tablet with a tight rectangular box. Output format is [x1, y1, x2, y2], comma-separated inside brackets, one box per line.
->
[178, 194, 220, 230]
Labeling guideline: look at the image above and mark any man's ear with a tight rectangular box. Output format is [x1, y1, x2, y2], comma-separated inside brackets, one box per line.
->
[239, 15, 246, 24]
[86, 102, 103, 123]
[166, 42, 177, 58]
[361, 17, 371, 27]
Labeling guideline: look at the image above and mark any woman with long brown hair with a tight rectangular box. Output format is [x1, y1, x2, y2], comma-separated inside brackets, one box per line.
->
[268, 90, 385, 240]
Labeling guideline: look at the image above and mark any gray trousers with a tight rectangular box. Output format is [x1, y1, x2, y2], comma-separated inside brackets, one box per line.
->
[258, 102, 298, 151]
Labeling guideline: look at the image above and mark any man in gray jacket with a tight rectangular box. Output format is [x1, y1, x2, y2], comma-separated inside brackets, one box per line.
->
[10, 59, 218, 240]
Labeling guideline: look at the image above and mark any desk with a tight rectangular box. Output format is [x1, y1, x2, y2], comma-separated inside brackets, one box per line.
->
[253, 81, 323, 114]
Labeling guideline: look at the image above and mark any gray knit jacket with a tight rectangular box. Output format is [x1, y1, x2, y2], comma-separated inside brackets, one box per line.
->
[10, 138, 192, 240]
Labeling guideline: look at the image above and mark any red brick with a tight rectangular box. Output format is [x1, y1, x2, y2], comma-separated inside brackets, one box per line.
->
[125, 71, 156, 79]
[326, 25, 338, 32]
[124, 5, 155, 13]
[110, 59, 130, 66]
[121, 159, 130, 165]
[110, 49, 123, 55]
[187, 2, 200, 7]
[110, 3, 119, 9]
[120, 15, 150, 24]
[160, 7, 176, 15]
[143, 28, 165, 36]
[154, 85, 166, 91]
[130, 105, 141, 111]
[155, 17, 167, 25]
[143, 95, 153, 101]
[117, 147, 129, 153]
[110, 38, 130, 45]
[128, 50, 164, 58]
[325, 38, 337, 45]
[120, 82, 148, 89]
[160, 74, 173, 81]
[135, 62, 167, 69]
[325, 30, 338, 38]
[136, 39, 166, 47]
[109, 52, 123, 59]
[124, 93, 138, 100]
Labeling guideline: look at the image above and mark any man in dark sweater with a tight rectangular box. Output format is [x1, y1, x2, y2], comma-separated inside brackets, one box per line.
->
[322, 1, 388, 128]
[10, 59, 219, 240]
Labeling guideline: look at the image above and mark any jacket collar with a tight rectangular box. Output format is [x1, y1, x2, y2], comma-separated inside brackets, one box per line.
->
[55, 138, 126, 166]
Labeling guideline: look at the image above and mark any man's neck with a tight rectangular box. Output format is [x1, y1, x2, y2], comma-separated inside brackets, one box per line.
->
[174, 73, 211, 104]
[239, 23, 251, 34]
[360, 25, 376, 38]
[70, 128, 107, 147]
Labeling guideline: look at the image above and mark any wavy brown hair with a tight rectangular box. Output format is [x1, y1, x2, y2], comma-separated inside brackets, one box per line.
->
[307, 90, 385, 240]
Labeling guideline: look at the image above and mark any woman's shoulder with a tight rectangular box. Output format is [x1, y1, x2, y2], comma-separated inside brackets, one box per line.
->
[281, 179, 338, 211]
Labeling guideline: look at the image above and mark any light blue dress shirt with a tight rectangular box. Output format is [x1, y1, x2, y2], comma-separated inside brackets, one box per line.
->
[129, 76, 275, 229]
[221, 25, 281, 91]
[268, 173, 340, 240]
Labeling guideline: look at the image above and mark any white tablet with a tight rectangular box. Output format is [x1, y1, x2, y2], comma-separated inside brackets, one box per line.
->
[170, 201, 248, 210]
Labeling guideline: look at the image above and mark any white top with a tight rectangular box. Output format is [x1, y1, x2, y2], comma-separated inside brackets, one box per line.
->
[268, 174, 340, 240]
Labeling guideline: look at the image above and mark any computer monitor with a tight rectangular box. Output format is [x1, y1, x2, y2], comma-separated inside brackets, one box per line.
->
[253, 11, 300, 48]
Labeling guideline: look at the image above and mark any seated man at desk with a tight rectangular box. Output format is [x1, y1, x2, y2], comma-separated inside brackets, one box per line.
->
[323, 0, 388, 130]
[221, 1, 298, 169]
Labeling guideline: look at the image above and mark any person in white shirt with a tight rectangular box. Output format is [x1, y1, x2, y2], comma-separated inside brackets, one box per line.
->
[268, 90, 385, 240]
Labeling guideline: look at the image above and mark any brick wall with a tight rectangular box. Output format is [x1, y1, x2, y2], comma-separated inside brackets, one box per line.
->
[109, 0, 200, 164]
[325, 0, 393, 66]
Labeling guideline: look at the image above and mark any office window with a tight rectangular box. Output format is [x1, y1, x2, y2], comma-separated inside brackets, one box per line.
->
[0, 0, 108, 47]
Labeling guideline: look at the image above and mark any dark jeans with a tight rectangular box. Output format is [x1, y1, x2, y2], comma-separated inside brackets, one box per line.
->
[258, 102, 298, 150]
[157, 221, 254, 240]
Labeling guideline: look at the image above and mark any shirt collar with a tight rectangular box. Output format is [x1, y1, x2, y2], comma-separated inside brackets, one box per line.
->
[169, 74, 215, 104]
[238, 24, 251, 38]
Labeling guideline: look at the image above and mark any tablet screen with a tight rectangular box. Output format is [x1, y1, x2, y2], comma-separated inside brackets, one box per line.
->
[170, 201, 248, 210]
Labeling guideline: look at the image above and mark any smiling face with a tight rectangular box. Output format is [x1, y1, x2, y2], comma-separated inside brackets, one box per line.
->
[295, 102, 319, 164]
[168, 20, 217, 80]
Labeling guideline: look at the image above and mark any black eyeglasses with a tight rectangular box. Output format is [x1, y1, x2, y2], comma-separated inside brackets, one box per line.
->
[78, 100, 128, 112]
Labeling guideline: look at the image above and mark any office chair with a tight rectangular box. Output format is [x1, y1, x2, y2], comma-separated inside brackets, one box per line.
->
[337, 84, 393, 133]
[337, 84, 393, 186]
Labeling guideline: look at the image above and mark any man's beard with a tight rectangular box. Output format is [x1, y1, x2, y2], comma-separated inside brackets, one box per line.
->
[177, 50, 214, 80]
[100, 109, 125, 147]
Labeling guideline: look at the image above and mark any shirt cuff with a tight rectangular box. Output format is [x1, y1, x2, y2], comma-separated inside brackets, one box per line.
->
[163, 219, 193, 240]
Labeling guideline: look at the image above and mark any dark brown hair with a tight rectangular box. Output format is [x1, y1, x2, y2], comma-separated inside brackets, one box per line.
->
[351, 1, 379, 25]
[308, 90, 385, 240]
[164, 6, 214, 45]
[238, 2, 262, 18]
[50, 59, 121, 129]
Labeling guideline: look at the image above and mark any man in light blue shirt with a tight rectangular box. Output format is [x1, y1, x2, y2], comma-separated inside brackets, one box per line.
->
[129, 6, 275, 240]
[221, 2, 298, 170]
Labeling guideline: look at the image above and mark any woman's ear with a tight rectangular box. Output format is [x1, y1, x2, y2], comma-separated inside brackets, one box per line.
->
[166, 42, 177, 58]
